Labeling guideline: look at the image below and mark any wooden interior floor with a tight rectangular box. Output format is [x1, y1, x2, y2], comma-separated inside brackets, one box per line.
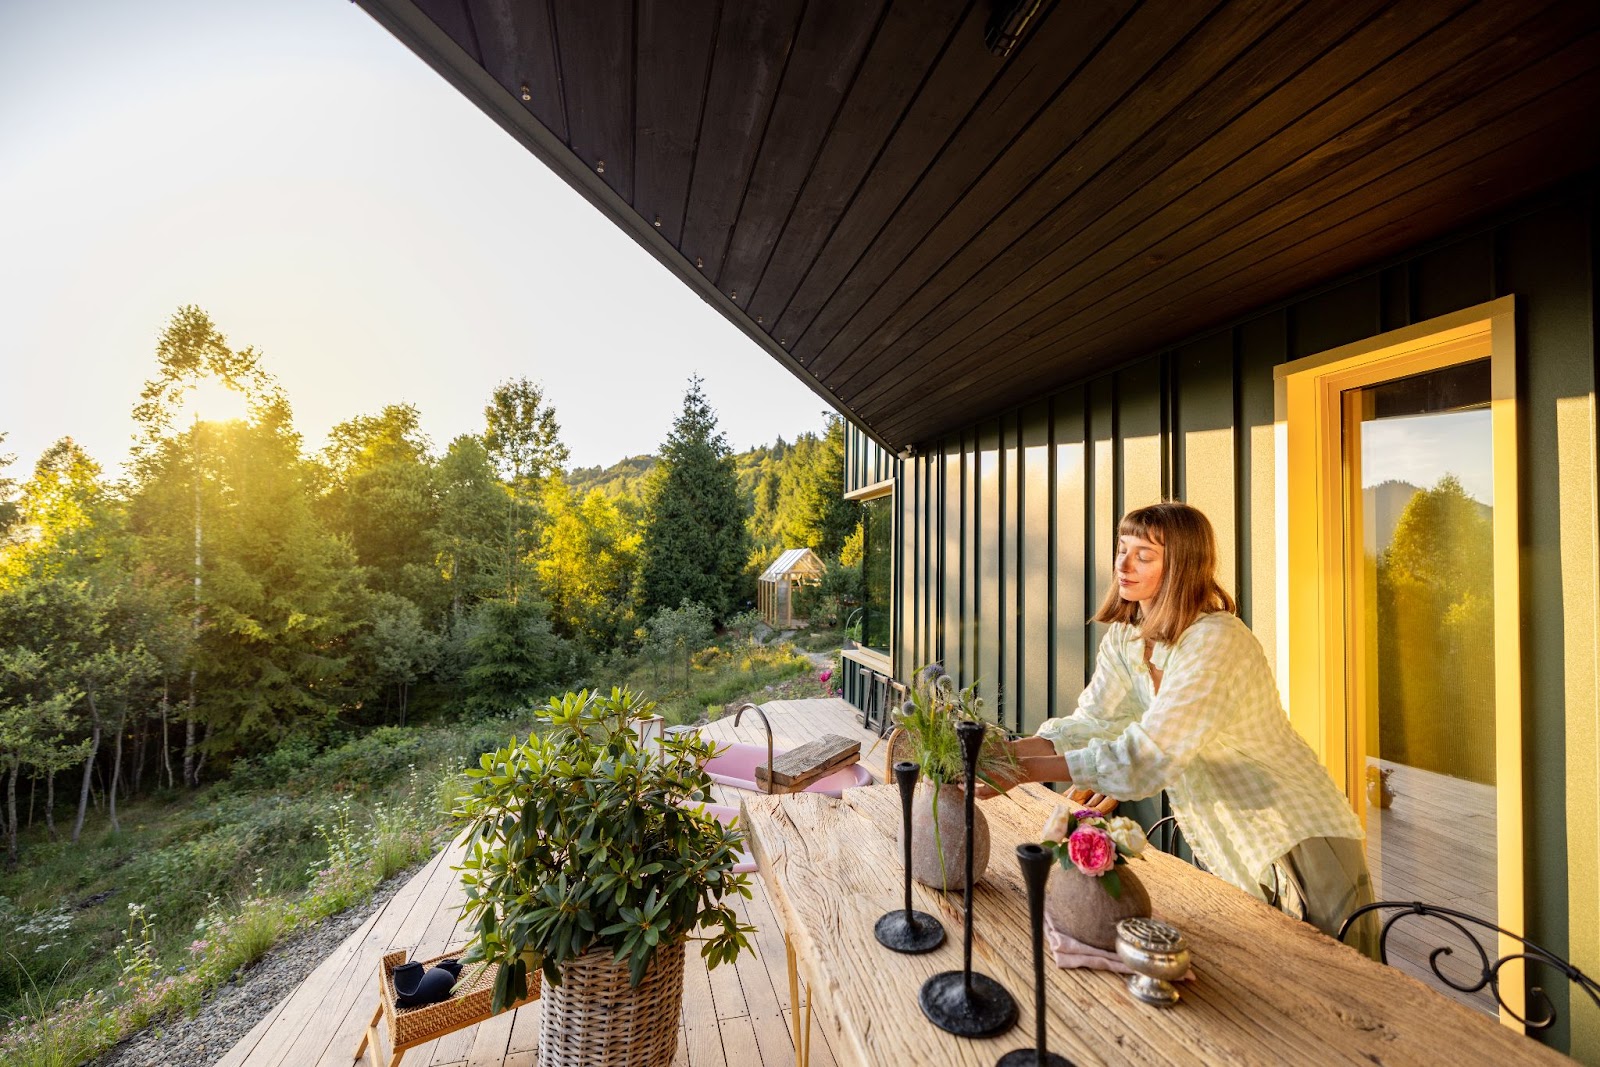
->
[217, 698, 882, 1067]
[1365, 758, 1499, 1017]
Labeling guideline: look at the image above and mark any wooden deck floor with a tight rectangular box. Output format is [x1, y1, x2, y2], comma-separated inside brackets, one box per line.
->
[1365, 758, 1499, 1016]
[217, 697, 882, 1067]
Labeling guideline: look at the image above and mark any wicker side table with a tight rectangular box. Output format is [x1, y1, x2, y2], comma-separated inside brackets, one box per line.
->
[352, 950, 540, 1067]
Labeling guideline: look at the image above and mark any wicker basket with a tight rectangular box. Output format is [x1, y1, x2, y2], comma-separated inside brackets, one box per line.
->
[372, 949, 539, 1052]
[539, 941, 686, 1067]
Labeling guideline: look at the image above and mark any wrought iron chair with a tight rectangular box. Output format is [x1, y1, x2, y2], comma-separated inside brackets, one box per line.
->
[1147, 814, 1187, 856]
[1337, 901, 1600, 1031]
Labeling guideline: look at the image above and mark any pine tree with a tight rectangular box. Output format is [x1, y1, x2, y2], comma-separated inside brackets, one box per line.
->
[637, 377, 750, 622]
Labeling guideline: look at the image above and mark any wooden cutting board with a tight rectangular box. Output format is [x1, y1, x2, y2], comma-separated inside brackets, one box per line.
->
[754, 733, 860, 793]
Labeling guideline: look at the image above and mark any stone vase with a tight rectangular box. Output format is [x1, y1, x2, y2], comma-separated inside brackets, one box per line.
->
[903, 781, 989, 891]
[1045, 862, 1152, 951]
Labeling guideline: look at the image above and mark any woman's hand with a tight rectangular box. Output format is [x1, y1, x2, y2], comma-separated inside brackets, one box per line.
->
[975, 736, 1069, 797]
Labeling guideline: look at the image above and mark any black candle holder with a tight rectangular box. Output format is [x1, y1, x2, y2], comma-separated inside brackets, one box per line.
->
[875, 761, 946, 953]
[997, 843, 1074, 1066]
[918, 721, 1018, 1038]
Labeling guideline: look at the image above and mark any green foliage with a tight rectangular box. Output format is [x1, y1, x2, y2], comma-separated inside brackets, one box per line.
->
[318, 405, 444, 617]
[1374, 475, 1496, 782]
[130, 415, 366, 748]
[483, 378, 569, 490]
[353, 593, 443, 725]
[793, 558, 862, 627]
[741, 415, 860, 566]
[433, 434, 517, 613]
[642, 599, 716, 683]
[463, 598, 570, 715]
[638, 377, 750, 622]
[0, 433, 17, 533]
[537, 478, 641, 651]
[724, 609, 763, 652]
[565, 455, 656, 511]
[454, 688, 753, 1010]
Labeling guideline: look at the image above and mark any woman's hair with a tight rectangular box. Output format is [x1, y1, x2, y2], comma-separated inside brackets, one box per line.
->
[1092, 501, 1236, 643]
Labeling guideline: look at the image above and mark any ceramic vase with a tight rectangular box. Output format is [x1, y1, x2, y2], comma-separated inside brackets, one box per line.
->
[1045, 862, 1151, 951]
[904, 781, 989, 891]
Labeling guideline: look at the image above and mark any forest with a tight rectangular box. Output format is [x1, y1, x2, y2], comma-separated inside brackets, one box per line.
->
[0, 306, 862, 1066]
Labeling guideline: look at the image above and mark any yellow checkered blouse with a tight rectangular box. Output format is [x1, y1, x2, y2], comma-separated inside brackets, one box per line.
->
[1036, 611, 1362, 900]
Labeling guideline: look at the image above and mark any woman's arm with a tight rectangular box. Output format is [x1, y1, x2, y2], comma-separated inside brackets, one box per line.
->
[1061, 626, 1242, 800]
[980, 634, 1133, 795]
[1034, 629, 1136, 753]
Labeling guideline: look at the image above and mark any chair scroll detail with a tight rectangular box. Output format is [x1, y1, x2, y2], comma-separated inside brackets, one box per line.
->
[1336, 901, 1600, 1032]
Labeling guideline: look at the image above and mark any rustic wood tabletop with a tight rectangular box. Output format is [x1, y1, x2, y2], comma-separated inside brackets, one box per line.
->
[742, 782, 1570, 1067]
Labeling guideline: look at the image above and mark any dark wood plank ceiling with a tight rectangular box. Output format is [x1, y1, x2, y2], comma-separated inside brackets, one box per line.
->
[362, 0, 1600, 451]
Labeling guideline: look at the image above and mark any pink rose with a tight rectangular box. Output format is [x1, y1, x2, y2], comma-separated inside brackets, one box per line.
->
[1067, 826, 1118, 876]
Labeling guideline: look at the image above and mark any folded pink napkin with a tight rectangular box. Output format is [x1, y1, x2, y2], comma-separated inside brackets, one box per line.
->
[1043, 913, 1195, 980]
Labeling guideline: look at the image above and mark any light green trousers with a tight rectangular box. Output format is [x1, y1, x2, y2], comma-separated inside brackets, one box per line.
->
[1264, 835, 1381, 960]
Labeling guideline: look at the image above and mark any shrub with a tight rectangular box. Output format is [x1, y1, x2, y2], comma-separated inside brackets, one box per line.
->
[455, 687, 754, 1010]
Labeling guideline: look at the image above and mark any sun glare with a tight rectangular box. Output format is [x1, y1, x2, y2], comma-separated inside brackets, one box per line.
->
[179, 378, 252, 426]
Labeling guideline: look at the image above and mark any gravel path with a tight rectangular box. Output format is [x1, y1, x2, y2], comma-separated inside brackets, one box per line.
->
[92, 862, 426, 1067]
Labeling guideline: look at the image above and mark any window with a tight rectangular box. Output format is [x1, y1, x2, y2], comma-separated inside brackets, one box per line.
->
[860, 495, 891, 655]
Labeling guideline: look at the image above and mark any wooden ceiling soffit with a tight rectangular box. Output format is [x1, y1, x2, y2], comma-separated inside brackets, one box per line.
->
[359, 0, 1600, 451]
[357, 0, 895, 451]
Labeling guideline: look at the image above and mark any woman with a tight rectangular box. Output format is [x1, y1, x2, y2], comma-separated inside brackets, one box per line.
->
[1000, 501, 1377, 956]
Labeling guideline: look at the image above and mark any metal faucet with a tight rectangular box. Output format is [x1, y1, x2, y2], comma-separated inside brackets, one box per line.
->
[732, 702, 775, 794]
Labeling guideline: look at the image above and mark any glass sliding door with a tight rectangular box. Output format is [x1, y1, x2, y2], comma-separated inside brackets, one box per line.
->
[1342, 361, 1498, 1015]
[1280, 298, 1523, 1028]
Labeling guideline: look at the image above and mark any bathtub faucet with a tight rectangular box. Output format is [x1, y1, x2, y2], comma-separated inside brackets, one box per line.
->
[732, 703, 775, 794]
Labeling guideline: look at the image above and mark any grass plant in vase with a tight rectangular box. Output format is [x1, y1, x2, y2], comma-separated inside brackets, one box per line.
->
[892, 664, 1018, 891]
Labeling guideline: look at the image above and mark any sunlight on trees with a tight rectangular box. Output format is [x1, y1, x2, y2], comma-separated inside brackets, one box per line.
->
[1374, 474, 1496, 783]
[0, 307, 847, 873]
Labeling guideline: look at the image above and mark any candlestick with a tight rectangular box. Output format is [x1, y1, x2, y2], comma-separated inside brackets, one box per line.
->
[997, 843, 1073, 1066]
[918, 721, 1018, 1038]
[875, 761, 945, 953]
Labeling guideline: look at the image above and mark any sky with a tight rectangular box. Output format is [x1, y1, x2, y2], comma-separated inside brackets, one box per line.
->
[1362, 408, 1493, 506]
[0, 0, 833, 483]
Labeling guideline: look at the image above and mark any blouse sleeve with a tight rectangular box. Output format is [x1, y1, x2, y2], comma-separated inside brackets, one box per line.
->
[1035, 628, 1137, 751]
[1059, 623, 1241, 801]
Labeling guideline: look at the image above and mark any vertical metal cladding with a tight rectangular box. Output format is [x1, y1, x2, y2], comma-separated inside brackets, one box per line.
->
[835, 191, 1596, 1055]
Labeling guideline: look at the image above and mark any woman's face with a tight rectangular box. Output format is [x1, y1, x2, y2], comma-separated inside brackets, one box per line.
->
[1115, 532, 1165, 604]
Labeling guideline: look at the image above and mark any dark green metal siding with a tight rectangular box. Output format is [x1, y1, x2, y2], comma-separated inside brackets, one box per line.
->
[847, 185, 1597, 1052]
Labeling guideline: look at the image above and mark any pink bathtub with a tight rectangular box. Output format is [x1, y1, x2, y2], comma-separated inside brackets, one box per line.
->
[681, 801, 757, 874]
[702, 742, 873, 799]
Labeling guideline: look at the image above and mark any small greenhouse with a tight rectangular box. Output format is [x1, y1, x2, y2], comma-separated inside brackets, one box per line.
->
[757, 548, 826, 629]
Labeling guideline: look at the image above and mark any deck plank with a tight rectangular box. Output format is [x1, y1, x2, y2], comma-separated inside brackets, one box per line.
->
[220, 699, 867, 1067]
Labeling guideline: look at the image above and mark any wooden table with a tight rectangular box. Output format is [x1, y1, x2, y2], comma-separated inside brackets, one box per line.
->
[741, 783, 1570, 1067]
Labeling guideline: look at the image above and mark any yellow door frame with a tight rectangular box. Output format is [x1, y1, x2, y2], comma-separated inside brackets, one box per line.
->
[1275, 295, 1524, 1027]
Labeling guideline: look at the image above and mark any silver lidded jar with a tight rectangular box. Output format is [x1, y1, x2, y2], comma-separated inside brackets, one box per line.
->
[1115, 917, 1190, 1007]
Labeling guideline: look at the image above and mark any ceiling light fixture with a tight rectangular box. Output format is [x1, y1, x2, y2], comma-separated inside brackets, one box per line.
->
[986, 0, 1043, 59]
